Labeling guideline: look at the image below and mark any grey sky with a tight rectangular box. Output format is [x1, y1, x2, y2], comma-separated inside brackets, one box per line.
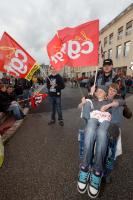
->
[0, 0, 132, 64]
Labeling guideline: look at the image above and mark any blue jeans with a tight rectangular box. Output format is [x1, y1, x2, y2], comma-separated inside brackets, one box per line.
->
[82, 118, 110, 173]
[82, 101, 92, 122]
[49, 96, 63, 121]
[8, 104, 24, 120]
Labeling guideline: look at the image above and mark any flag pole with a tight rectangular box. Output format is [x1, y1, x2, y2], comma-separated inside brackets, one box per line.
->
[77, 80, 85, 98]
[39, 66, 53, 85]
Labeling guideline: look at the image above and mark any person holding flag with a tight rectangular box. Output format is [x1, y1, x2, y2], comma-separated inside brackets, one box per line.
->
[46, 66, 65, 126]
[47, 19, 121, 197]
[46, 19, 99, 127]
[89, 58, 121, 94]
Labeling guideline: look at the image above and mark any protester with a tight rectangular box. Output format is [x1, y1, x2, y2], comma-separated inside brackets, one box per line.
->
[89, 59, 121, 94]
[31, 76, 40, 94]
[70, 77, 74, 88]
[0, 84, 10, 113]
[14, 79, 23, 100]
[104, 83, 132, 173]
[116, 70, 126, 99]
[0, 84, 24, 120]
[6, 85, 17, 102]
[77, 85, 119, 198]
[46, 66, 65, 126]
[21, 79, 32, 107]
[77, 83, 132, 198]
[74, 77, 78, 87]
[126, 76, 132, 93]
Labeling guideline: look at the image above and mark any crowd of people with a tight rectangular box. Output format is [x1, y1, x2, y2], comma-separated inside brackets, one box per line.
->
[0, 83, 26, 120]
[0, 76, 43, 121]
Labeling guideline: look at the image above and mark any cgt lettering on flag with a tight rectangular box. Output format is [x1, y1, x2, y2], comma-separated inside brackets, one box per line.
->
[51, 38, 94, 64]
[58, 20, 99, 67]
[47, 34, 68, 71]
[30, 93, 48, 108]
[4, 49, 28, 77]
[47, 19, 99, 71]
[0, 32, 40, 80]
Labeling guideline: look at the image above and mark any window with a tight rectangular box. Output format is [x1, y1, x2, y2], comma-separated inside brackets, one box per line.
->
[103, 51, 107, 59]
[108, 49, 112, 59]
[117, 26, 123, 40]
[116, 45, 122, 58]
[104, 37, 108, 47]
[105, 51, 107, 59]
[126, 21, 132, 35]
[109, 33, 113, 44]
[124, 41, 131, 56]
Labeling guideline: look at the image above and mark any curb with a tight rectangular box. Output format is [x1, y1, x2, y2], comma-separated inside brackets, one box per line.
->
[2, 108, 29, 144]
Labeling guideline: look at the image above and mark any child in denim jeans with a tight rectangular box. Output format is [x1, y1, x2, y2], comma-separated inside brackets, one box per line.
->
[77, 85, 119, 198]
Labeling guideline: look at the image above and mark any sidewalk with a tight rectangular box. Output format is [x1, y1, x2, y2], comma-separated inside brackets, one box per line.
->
[0, 108, 29, 143]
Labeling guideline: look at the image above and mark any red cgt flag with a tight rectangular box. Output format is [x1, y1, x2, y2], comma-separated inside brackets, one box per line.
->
[0, 53, 4, 69]
[47, 34, 68, 71]
[0, 32, 40, 80]
[30, 93, 48, 108]
[58, 20, 99, 67]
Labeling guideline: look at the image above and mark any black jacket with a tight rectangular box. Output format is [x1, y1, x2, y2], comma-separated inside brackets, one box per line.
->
[90, 70, 120, 86]
[6, 92, 17, 102]
[46, 74, 65, 97]
[0, 91, 11, 112]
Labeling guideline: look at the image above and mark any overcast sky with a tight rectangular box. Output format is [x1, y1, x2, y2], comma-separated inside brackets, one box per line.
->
[0, 0, 132, 64]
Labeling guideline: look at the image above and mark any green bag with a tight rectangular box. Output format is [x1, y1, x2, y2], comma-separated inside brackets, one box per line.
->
[0, 135, 4, 167]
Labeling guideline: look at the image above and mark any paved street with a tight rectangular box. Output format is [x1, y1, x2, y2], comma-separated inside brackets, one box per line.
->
[0, 84, 133, 200]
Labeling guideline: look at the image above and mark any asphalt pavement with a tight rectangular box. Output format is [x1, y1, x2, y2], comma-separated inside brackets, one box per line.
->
[0, 83, 133, 200]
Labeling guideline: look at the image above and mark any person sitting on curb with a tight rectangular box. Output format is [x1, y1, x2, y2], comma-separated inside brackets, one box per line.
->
[0, 84, 25, 120]
[7, 85, 25, 118]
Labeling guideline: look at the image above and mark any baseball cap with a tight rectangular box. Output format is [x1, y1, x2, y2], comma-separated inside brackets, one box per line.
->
[103, 59, 113, 66]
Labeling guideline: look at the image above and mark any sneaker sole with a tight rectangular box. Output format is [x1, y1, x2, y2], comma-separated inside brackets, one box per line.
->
[77, 184, 87, 194]
[87, 185, 100, 199]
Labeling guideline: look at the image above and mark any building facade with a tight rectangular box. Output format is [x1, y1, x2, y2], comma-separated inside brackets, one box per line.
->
[65, 3, 133, 78]
[99, 3, 133, 76]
